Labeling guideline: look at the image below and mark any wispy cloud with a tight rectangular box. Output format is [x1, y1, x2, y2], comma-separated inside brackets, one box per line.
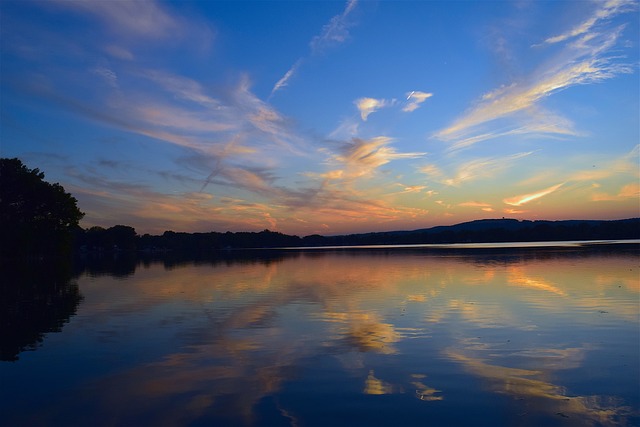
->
[446, 113, 579, 152]
[403, 91, 433, 113]
[310, 0, 358, 53]
[21, 61, 308, 199]
[236, 76, 307, 154]
[355, 97, 388, 121]
[134, 105, 234, 134]
[418, 163, 444, 180]
[541, 0, 637, 45]
[92, 66, 119, 89]
[53, 0, 215, 45]
[270, 0, 358, 97]
[397, 184, 428, 194]
[327, 136, 425, 180]
[56, 0, 180, 39]
[435, 2, 634, 149]
[446, 152, 533, 186]
[420, 152, 533, 186]
[503, 182, 565, 206]
[568, 144, 640, 182]
[591, 182, 640, 202]
[270, 59, 302, 97]
[104, 45, 134, 61]
[141, 70, 221, 108]
[328, 117, 361, 140]
[459, 201, 494, 211]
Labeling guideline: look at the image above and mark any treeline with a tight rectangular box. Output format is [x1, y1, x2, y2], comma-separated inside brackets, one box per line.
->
[74, 226, 303, 253]
[74, 218, 640, 254]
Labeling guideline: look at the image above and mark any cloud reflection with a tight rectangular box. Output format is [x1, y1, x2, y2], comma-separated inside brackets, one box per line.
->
[445, 349, 634, 426]
[30, 248, 636, 426]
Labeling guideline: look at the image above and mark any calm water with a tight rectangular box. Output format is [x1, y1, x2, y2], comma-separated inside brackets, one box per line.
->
[1, 244, 639, 427]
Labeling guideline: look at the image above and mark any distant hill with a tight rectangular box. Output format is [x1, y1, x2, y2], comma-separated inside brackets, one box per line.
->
[303, 218, 640, 247]
[76, 218, 640, 253]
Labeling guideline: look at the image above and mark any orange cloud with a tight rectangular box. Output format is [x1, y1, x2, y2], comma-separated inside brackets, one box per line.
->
[403, 91, 433, 113]
[355, 97, 388, 121]
[591, 182, 640, 202]
[503, 182, 564, 206]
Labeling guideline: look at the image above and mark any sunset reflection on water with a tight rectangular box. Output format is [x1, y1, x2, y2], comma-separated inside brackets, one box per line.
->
[1, 246, 638, 426]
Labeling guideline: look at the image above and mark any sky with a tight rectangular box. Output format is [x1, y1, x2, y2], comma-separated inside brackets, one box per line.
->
[1, 0, 638, 236]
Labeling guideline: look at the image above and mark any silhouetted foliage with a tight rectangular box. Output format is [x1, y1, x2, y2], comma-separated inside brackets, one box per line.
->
[136, 229, 302, 254]
[74, 217, 639, 255]
[0, 158, 84, 258]
[75, 224, 138, 252]
[83, 218, 638, 256]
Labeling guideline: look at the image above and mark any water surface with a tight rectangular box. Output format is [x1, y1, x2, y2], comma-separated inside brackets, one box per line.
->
[1, 244, 638, 426]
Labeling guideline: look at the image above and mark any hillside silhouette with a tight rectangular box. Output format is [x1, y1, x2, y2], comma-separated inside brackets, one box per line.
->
[75, 218, 640, 254]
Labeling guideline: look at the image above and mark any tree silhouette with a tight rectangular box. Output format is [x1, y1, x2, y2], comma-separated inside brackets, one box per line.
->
[0, 158, 84, 258]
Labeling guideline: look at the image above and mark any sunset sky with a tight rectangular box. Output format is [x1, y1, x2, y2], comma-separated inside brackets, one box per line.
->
[2, 0, 638, 236]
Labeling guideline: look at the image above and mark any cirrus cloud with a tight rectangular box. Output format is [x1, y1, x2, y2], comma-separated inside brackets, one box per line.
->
[503, 182, 565, 206]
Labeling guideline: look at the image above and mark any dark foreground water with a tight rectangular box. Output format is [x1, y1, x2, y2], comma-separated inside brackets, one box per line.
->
[1, 243, 639, 427]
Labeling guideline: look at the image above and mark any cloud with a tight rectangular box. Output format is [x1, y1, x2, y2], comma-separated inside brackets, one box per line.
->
[328, 117, 361, 140]
[569, 144, 640, 182]
[328, 136, 425, 180]
[503, 208, 525, 215]
[459, 201, 495, 212]
[418, 164, 444, 180]
[398, 184, 427, 194]
[58, 0, 179, 38]
[446, 111, 579, 152]
[23, 63, 309, 201]
[126, 72, 302, 166]
[235, 77, 308, 156]
[310, 0, 359, 53]
[420, 152, 533, 186]
[591, 182, 640, 202]
[270, 59, 302, 97]
[141, 70, 221, 108]
[134, 105, 234, 134]
[92, 66, 118, 89]
[22, 59, 429, 232]
[196, 135, 256, 191]
[459, 201, 493, 208]
[355, 97, 388, 121]
[435, 6, 633, 148]
[53, 0, 214, 45]
[270, 0, 358, 96]
[446, 152, 533, 186]
[541, 0, 637, 45]
[72, 165, 288, 234]
[104, 45, 134, 61]
[403, 91, 433, 113]
[503, 182, 565, 206]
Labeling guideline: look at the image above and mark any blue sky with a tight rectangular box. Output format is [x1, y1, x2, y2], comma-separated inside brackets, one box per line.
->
[1, 0, 638, 235]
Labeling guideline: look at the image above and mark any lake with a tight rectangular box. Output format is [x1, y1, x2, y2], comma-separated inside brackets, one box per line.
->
[1, 242, 639, 427]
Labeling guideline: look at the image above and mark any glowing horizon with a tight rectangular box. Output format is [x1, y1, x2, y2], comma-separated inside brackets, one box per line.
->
[1, 1, 638, 235]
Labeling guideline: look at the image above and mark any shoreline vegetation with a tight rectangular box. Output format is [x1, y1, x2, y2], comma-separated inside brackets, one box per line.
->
[74, 217, 640, 255]
[2, 157, 638, 259]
